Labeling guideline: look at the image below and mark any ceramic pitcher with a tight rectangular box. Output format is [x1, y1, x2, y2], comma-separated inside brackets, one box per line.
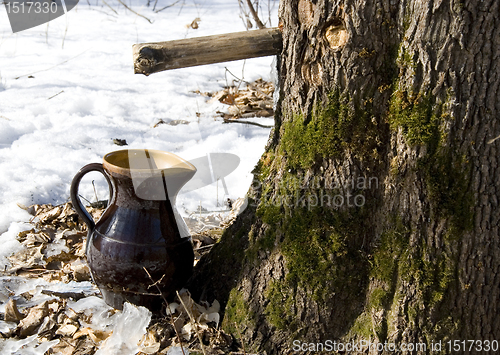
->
[70, 149, 196, 310]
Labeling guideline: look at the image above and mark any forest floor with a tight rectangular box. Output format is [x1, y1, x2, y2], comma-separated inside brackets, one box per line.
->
[0, 199, 253, 355]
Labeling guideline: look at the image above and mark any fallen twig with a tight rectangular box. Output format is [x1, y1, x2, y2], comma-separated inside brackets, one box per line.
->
[193, 244, 215, 251]
[223, 118, 273, 128]
[146, 274, 165, 289]
[117, 0, 153, 23]
[176, 290, 207, 355]
[15, 51, 89, 80]
[143, 267, 186, 355]
[48, 90, 64, 100]
[488, 134, 500, 144]
[41, 290, 87, 300]
[234, 322, 248, 355]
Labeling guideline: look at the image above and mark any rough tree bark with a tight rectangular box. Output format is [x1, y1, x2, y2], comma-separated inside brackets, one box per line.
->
[189, 0, 500, 353]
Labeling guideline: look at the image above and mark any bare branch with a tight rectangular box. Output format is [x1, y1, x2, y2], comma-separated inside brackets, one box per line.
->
[155, 0, 182, 13]
[116, 0, 153, 23]
[246, 0, 265, 29]
[102, 0, 118, 14]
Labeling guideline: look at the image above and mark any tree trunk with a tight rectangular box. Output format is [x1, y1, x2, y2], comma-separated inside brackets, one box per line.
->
[189, 0, 500, 353]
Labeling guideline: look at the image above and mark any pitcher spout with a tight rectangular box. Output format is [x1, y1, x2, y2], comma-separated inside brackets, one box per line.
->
[103, 149, 196, 201]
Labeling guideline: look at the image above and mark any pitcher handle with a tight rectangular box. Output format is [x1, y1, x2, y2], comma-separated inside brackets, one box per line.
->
[70, 163, 115, 234]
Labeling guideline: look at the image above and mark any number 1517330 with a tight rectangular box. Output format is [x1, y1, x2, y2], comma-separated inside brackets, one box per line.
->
[447, 340, 498, 352]
[5, 1, 60, 14]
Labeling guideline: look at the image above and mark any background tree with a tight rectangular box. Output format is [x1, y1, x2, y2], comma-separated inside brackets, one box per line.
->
[190, 0, 500, 353]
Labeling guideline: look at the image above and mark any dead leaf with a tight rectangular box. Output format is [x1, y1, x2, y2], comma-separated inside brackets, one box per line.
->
[17, 300, 50, 337]
[37, 312, 58, 338]
[56, 323, 79, 337]
[199, 311, 220, 327]
[72, 337, 96, 355]
[153, 119, 190, 128]
[221, 93, 235, 105]
[22, 231, 52, 247]
[41, 289, 86, 301]
[181, 322, 195, 340]
[7, 245, 45, 273]
[138, 329, 161, 354]
[187, 17, 201, 29]
[36, 205, 63, 224]
[4, 298, 25, 322]
[16, 228, 35, 241]
[198, 79, 274, 119]
[73, 327, 111, 343]
[113, 138, 128, 146]
[49, 340, 77, 355]
[71, 261, 91, 282]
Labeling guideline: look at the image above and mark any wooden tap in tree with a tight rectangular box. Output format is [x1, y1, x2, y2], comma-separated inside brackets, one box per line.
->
[133, 28, 282, 76]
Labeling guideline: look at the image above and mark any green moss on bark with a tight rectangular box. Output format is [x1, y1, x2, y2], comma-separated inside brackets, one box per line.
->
[388, 90, 440, 146]
[223, 289, 256, 333]
[279, 89, 380, 169]
[419, 150, 474, 233]
[258, 200, 369, 331]
[370, 217, 409, 285]
[279, 90, 349, 169]
[377, 84, 472, 341]
[265, 281, 296, 330]
[253, 152, 275, 182]
[280, 207, 359, 299]
[387, 86, 474, 232]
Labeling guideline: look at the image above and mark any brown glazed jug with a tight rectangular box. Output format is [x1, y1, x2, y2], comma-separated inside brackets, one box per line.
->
[70, 149, 196, 310]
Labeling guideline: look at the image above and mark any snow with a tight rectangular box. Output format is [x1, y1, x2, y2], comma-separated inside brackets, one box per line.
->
[0, 0, 278, 261]
[0, 222, 30, 268]
[0, 0, 278, 352]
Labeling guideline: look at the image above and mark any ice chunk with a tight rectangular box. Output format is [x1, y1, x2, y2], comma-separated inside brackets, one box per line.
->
[0, 320, 17, 333]
[43, 237, 70, 258]
[95, 302, 152, 355]
[0, 334, 59, 355]
[0, 276, 99, 312]
[0, 276, 51, 312]
[67, 296, 115, 331]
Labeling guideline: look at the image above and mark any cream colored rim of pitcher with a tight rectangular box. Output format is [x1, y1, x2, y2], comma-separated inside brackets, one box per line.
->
[103, 149, 196, 177]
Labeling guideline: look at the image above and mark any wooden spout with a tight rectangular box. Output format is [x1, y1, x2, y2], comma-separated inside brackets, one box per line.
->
[133, 27, 282, 76]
